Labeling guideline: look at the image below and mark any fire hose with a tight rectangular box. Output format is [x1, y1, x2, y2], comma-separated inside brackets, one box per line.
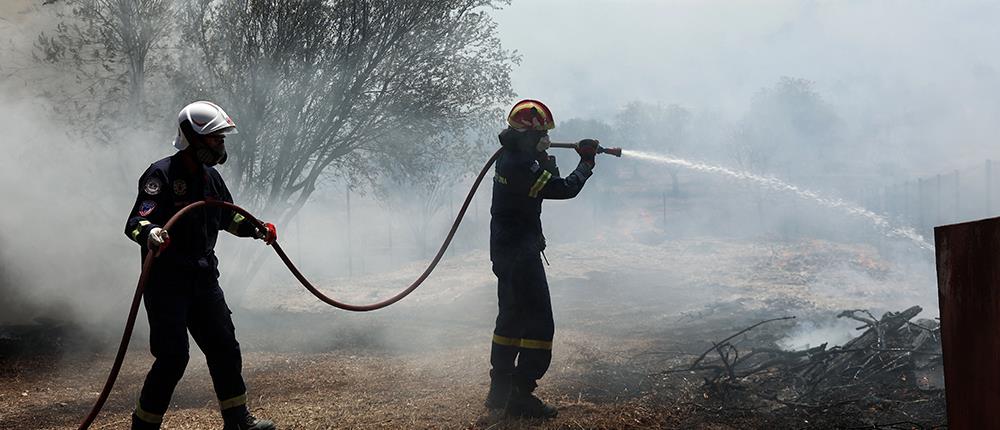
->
[77, 142, 621, 429]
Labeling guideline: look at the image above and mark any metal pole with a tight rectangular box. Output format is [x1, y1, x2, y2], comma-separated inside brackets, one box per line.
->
[662, 190, 667, 225]
[387, 215, 392, 267]
[346, 184, 352, 278]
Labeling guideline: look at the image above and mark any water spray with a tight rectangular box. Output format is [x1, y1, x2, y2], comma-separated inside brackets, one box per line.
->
[621, 149, 933, 251]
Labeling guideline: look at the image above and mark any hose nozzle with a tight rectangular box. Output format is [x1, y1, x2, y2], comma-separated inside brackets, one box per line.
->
[550, 141, 623, 158]
[599, 146, 622, 157]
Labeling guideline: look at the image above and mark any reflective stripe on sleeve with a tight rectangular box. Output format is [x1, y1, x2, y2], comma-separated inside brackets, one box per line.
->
[527, 170, 552, 198]
[131, 220, 152, 242]
[492, 334, 552, 350]
[227, 213, 246, 235]
[219, 392, 248, 410]
[134, 401, 163, 424]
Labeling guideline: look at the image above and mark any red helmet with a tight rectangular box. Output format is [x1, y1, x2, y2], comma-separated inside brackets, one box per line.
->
[507, 99, 555, 131]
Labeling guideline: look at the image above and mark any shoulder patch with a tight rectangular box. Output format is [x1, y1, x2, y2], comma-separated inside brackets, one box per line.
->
[138, 200, 157, 217]
[529, 161, 541, 173]
[144, 178, 162, 195]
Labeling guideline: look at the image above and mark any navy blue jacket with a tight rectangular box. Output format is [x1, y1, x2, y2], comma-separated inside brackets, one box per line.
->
[124, 152, 256, 269]
[490, 129, 593, 261]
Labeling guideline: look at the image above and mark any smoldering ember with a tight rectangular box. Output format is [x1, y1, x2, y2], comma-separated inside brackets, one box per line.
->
[2, 1, 998, 429]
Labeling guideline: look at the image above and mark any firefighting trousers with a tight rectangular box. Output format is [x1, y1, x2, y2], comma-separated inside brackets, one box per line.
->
[490, 251, 554, 382]
[133, 264, 248, 425]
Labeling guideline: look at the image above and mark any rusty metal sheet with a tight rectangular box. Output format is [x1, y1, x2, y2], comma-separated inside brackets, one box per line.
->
[935, 216, 1000, 429]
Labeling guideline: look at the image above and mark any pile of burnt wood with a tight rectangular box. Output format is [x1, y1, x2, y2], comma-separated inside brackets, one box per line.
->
[671, 306, 943, 409]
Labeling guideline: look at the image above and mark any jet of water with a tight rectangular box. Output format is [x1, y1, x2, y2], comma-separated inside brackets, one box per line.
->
[622, 150, 934, 251]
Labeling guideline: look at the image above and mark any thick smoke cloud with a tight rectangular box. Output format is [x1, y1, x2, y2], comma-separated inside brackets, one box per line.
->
[0, 94, 157, 325]
[0, 0, 991, 343]
[494, 0, 1000, 172]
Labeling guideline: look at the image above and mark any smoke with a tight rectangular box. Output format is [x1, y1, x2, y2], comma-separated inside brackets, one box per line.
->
[0, 0, 987, 359]
[0, 93, 163, 327]
[495, 0, 1000, 173]
[778, 317, 860, 351]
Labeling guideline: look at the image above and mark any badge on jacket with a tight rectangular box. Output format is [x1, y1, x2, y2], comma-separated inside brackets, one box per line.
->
[138, 200, 156, 216]
[144, 178, 162, 195]
[173, 180, 187, 196]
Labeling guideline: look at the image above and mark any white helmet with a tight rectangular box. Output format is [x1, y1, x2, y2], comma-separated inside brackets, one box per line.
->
[172, 101, 238, 150]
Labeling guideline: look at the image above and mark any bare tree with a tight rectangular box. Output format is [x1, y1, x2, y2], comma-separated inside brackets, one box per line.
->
[371, 128, 489, 258]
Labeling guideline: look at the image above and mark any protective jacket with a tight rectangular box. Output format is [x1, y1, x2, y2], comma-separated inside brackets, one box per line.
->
[124, 152, 257, 269]
[489, 128, 593, 261]
[123, 151, 258, 427]
[488, 128, 593, 387]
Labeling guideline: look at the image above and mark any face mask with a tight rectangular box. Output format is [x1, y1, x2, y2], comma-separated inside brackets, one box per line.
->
[195, 142, 227, 166]
[536, 135, 551, 152]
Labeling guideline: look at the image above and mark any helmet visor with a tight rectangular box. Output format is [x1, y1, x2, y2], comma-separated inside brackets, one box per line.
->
[212, 126, 238, 136]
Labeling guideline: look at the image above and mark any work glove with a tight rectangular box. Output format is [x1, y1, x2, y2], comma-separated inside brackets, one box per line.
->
[539, 154, 560, 176]
[576, 139, 599, 167]
[255, 222, 278, 245]
[147, 227, 170, 256]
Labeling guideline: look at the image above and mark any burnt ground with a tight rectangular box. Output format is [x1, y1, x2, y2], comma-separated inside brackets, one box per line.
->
[0, 239, 945, 429]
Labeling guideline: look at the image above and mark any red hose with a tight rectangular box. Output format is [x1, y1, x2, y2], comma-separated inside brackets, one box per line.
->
[77, 148, 502, 429]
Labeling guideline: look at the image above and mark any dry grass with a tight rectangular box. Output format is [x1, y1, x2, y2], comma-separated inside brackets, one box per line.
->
[0, 239, 944, 429]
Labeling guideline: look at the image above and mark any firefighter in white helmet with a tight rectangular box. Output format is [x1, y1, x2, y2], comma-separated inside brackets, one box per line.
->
[124, 101, 277, 430]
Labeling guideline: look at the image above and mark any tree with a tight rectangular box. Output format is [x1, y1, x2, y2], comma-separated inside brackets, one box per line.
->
[729, 76, 843, 234]
[163, 0, 516, 294]
[731, 76, 841, 180]
[175, 0, 516, 229]
[370, 128, 487, 258]
[614, 101, 692, 194]
[34, 0, 174, 131]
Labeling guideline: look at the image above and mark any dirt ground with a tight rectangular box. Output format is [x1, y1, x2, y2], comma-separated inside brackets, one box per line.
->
[0, 238, 944, 429]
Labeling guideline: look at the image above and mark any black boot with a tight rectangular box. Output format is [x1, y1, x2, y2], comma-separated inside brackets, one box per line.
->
[222, 406, 276, 430]
[505, 378, 557, 419]
[485, 369, 512, 409]
[131, 413, 161, 430]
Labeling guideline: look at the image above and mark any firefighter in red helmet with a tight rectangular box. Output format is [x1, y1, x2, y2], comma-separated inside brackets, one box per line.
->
[485, 99, 599, 418]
